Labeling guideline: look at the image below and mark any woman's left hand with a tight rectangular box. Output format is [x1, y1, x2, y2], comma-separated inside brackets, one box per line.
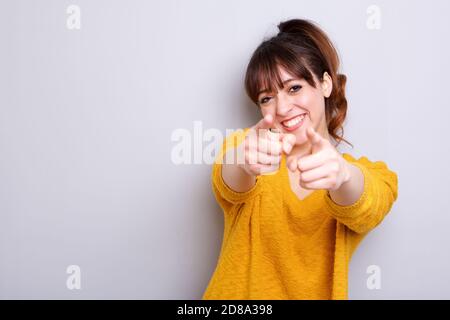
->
[287, 127, 351, 191]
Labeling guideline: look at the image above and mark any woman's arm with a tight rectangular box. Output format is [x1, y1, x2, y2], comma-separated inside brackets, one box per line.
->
[210, 128, 268, 208]
[328, 162, 365, 206]
[222, 151, 257, 193]
[323, 157, 398, 234]
[222, 114, 293, 193]
[295, 127, 398, 234]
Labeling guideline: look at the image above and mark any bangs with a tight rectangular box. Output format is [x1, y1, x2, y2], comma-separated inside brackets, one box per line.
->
[245, 40, 317, 104]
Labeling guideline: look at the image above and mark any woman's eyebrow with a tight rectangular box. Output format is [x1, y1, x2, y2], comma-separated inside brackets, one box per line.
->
[257, 88, 269, 95]
[257, 79, 298, 96]
[282, 78, 297, 85]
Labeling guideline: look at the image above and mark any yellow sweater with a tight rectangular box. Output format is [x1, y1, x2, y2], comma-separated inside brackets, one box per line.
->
[202, 128, 398, 300]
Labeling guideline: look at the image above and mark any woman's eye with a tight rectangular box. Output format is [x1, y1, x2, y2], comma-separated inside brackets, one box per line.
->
[289, 85, 302, 92]
[259, 97, 271, 105]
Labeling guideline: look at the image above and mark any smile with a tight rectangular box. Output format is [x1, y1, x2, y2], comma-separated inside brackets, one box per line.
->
[281, 114, 306, 131]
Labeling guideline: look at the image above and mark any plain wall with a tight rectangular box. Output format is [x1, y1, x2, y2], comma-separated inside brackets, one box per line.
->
[0, 0, 449, 299]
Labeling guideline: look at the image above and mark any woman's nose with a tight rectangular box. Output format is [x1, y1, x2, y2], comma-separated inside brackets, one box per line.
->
[276, 97, 293, 116]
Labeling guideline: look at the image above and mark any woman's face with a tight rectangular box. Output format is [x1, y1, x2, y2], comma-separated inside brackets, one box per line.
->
[257, 67, 332, 145]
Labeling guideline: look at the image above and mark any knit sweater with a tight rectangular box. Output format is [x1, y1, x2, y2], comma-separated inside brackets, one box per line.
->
[202, 128, 398, 300]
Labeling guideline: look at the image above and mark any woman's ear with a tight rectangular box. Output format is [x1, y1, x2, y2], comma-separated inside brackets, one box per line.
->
[321, 72, 333, 98]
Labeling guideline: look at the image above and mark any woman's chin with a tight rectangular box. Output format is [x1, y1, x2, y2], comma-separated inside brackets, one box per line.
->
[281, 122, 310, 144]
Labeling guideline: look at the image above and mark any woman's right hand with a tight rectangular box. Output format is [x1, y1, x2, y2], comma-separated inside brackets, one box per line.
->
[237, 114, 296, 176]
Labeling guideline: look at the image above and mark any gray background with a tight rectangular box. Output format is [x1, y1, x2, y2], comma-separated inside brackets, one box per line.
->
[0, 0, 449, 299]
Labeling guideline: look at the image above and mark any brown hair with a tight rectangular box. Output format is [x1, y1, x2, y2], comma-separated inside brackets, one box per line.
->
[244, 19, 351, 147]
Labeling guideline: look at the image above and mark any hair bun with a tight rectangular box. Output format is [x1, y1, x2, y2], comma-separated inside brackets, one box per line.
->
[277, 19, 313, 36]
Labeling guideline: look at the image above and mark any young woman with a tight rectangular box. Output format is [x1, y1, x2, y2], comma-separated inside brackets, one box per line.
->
[202, 19, 398, 300]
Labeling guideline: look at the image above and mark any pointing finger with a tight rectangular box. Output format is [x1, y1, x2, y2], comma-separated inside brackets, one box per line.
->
[253, 114, 274, 132]
[306, 127, 323, 146]
[280, 133, 296, 154]
[286, 155, 298, 172]
[297, 150, 327, 172]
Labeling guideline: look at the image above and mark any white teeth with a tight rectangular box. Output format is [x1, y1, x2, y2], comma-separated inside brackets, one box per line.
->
[282, 114, 305, 128]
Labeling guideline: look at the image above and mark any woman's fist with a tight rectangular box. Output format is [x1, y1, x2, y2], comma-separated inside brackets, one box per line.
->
[237, 114, 296, 176]
[287, 127, 351, 191]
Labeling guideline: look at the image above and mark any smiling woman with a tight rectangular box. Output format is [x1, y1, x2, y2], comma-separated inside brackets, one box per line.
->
[245, 19, 349, 148]
[202, 18, 398, 300]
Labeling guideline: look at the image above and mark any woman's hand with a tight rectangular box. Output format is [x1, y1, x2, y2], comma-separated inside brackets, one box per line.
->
[287, 127, 351, 191]
[238, 114, 296, 176]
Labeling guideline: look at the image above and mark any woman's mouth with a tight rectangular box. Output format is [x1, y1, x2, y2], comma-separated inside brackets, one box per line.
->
[280, 113, 306, 132]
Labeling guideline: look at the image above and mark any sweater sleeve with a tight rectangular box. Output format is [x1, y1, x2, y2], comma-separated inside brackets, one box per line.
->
[323, 154, 398, 234]
[211, 128, 264, 211]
